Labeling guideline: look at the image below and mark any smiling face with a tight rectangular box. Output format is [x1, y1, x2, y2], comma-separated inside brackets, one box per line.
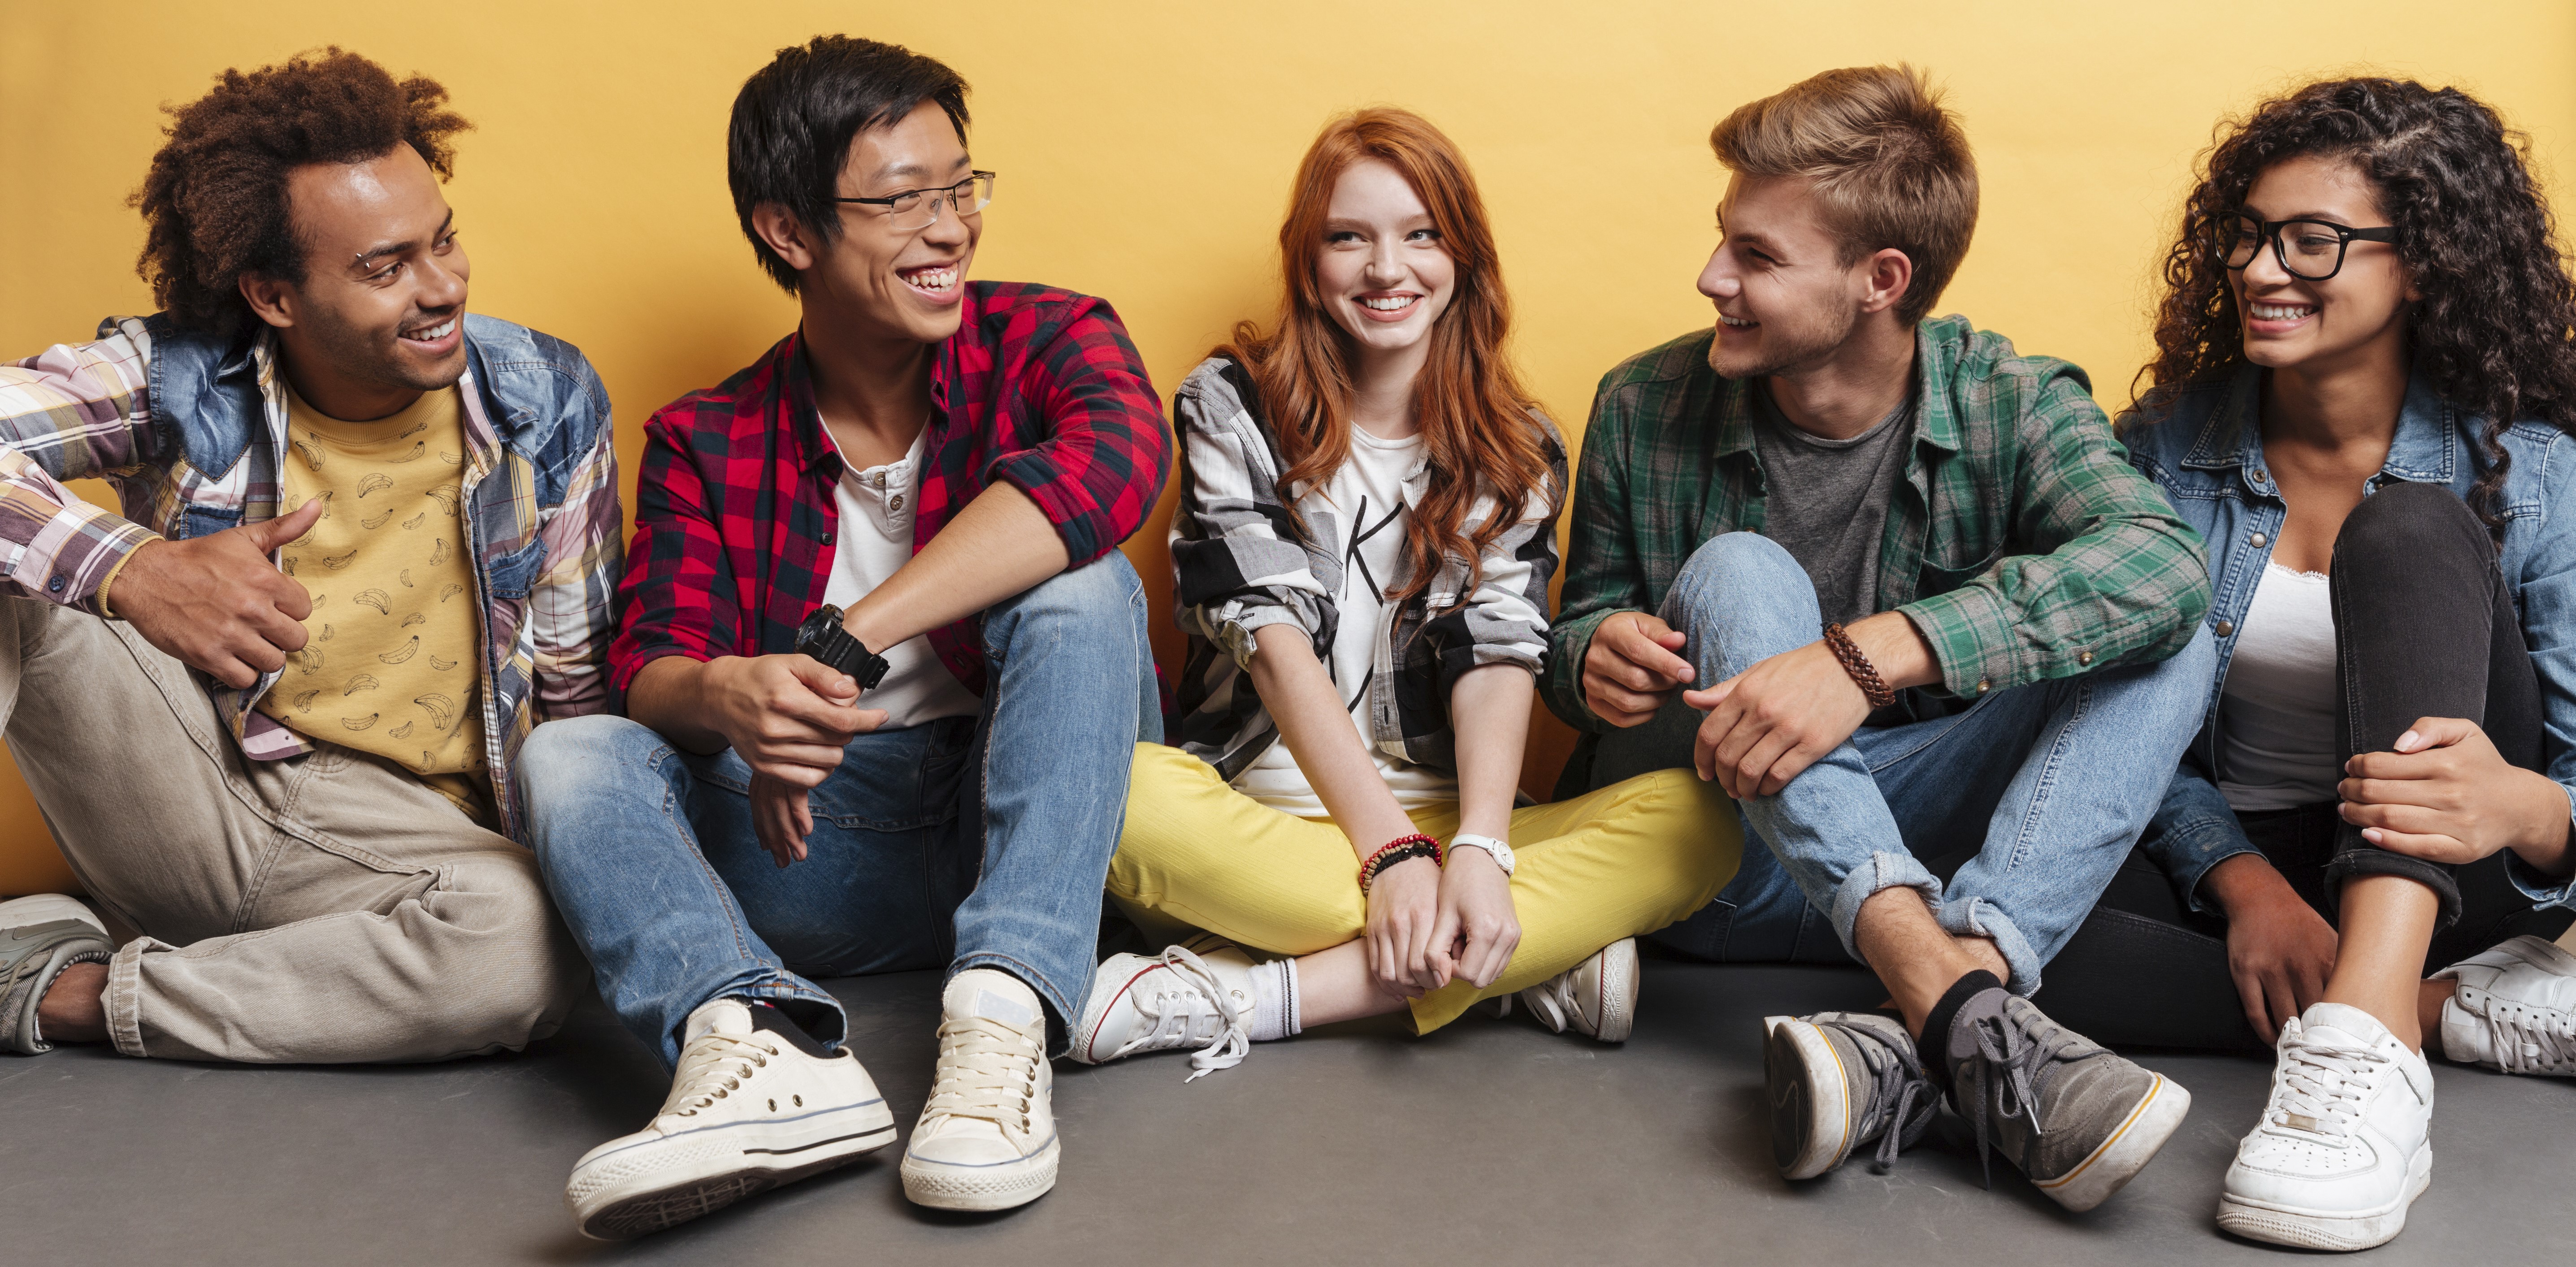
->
[806, 99, 980, 345]
[2229, 154, 2415, 375]
[1696, 175, 1879, 379]
[1314, 158, 1457, 360]
[259, 144, 471, 408]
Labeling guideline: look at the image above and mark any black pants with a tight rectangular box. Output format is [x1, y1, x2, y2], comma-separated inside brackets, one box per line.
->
[2035, 483, 2568, 1049]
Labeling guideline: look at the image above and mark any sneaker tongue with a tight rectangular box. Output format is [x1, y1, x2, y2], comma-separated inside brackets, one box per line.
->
[945, 969, 1041, 1036]
[2298, 1002, 2390, 1048]
[685, 998, 755, 1044]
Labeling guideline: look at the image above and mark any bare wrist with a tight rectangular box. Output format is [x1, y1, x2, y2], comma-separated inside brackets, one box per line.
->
[2510, 771, 2576, 877]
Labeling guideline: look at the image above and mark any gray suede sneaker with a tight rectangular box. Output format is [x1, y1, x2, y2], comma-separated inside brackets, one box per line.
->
[1944, 988, 2192, 1211]
[1763, 1011, 1939, 1179]
[1, 895, 113, 1055]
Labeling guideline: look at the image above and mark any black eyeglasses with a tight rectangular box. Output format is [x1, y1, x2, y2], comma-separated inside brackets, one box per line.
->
[2220, 213, 2397, 281]
[831, 171, 996, 232]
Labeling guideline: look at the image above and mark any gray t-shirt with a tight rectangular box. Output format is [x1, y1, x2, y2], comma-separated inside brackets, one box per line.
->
[1752, 385, 1914, 628]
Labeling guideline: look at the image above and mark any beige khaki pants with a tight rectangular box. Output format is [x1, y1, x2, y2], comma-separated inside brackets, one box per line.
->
[0, 598, 581, 1063]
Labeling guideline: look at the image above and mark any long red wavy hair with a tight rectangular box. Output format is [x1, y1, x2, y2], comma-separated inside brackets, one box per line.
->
[1222, 108, 1551, 608]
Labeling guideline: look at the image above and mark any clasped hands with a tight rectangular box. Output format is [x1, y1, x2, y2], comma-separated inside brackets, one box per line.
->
[1361, 844, 1520, 1002]
[1581, 609, 1880, 799]
[702, 654, 888, 866]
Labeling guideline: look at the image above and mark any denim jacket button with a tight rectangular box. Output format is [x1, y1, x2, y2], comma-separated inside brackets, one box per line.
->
[2249, 532, 2268, 548]
[2215, 619, 2236, 637]
[2252, 469, 2270, 485]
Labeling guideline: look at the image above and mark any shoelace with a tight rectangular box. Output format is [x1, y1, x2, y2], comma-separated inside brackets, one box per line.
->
[2460, 988, 2576, 1075]
[1811, 1019, 1938, 1175]
[658, 1031, 773, 1120]
[924, 1015, 1044, 1137]
[1109, 946, 1250, 1082]
[2269, 1026, 2389, 1138]
[1959, 1006, 2085, 1189]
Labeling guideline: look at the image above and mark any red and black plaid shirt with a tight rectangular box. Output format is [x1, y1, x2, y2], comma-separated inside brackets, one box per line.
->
[609, 281, 1167, 697]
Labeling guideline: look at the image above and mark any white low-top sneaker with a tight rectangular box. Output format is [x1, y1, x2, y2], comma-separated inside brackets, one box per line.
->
[2432, 934, 2576, 1075]
[901, 969, 1057, 1211]
[1070, 935, 1254, 1079]
[1498, 938, 1638, 1042]
[566, 999, 896, 1241]
[2217, 1002, 2435, 1251]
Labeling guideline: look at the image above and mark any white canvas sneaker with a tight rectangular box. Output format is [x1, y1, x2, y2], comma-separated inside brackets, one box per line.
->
[1497, 938, 1638, 1042]
[2432, 934, 2576, 1075]
[1070, 935, 1255, 1079]
[901, 969, 1057, 1211]
[566, 998, 896, 1241]
[2217, 1002, 2435, 1251]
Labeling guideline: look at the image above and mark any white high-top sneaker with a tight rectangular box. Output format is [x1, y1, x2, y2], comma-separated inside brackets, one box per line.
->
[2432, 934, 2576, 1075]
[901, 969, 1057, 1211]
[566, 998, 896, 1241]
[1498, 938, 1638, 1042]
[1070, 935, 1255, 1079]
[2217, 1002, 2435, 1251]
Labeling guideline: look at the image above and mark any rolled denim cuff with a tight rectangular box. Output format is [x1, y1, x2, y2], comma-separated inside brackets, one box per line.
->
[1826, 850, 1944, 965]
[2325, 847, 2463, 931]
[2156, 813, 2263, 917]
[1933, 896, 2044, 997]
[2506, 850, 2576, 910]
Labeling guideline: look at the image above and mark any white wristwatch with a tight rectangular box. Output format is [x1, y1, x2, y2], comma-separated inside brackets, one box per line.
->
[1449, 833, 1515, 876]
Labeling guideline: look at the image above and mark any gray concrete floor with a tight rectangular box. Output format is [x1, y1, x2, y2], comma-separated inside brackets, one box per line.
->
[3, 961, 2567, 1265]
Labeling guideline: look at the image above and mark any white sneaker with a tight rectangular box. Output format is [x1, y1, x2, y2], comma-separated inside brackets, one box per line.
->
[2432, 934, 2576, 1075]
[901, 969, 1057, 1211]
[1498, 938, 1638, 1042]
[2216, 1002, 2434, 1251]
[566, 998, 896, 1240]
[1069, 935, 1255, 1080]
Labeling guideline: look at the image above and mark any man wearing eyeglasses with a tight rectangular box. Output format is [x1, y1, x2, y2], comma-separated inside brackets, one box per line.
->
[517, 36, 1166, 1237]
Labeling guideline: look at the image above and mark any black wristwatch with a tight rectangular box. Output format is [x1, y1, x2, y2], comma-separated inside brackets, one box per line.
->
[794, 604, 890, 689]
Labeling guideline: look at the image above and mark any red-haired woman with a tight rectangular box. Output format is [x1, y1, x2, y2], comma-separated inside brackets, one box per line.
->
[1069, 109, 1739, 1078]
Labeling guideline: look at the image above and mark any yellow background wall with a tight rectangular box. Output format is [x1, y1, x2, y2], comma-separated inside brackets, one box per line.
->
[5, 1, 2573, 894]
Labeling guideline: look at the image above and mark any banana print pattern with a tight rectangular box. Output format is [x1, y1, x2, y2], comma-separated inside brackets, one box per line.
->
[254, 386, 486, 787]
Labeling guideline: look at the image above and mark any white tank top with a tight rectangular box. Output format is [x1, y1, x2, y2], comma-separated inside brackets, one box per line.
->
[2217, 562, 2340, 812]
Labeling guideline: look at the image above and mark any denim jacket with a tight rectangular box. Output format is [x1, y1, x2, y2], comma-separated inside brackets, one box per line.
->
[2122, 365, 2576, 914]
[0, 314, 624, 839]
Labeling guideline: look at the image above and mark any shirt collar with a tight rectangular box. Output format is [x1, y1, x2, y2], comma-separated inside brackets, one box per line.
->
[2183, 361, 2459, 486]
[1712, 318, 1956, 458]
[781, 324, 961, 482]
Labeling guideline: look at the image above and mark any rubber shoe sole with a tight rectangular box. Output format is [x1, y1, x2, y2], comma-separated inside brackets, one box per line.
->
[1763, 1016, 1855, 1180]
[1590, 940, 1639, 1043]
[2032, 1071, 2193, 1212]
[900, 1136, 1060, 1211]
[569, 1103, 897, 1241]
[2216, 1142, 2432, 1251]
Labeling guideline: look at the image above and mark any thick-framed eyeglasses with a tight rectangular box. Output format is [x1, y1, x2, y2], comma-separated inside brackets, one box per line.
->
[2220, 212, 2397, 281]
[832, 171, 996, 232]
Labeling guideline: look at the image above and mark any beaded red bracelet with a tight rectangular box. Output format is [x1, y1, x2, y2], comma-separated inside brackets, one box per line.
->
[1358, 833, 1444, 891]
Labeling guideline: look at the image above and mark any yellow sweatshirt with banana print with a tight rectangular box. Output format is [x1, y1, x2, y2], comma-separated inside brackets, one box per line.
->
[256, 384, 490, 823]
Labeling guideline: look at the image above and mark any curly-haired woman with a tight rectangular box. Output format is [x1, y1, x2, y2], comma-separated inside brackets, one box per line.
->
[1064, 109, 1739, 1078]
[2121, 78, 2576, 1250]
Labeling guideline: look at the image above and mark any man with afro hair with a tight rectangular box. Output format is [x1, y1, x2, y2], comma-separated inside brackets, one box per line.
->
[0, 49, 620, 1065]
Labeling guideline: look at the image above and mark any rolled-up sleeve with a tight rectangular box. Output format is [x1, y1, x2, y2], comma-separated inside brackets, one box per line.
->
[1166, 366, 1331, 666]
[1430, 419, 1565, 693]
[606, 409, 738, 696]
[982, 297, 1169, 565]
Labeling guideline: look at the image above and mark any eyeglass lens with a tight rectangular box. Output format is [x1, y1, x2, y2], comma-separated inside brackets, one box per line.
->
[887, 173, 995, 230]
[2221, 216, 2350, 280]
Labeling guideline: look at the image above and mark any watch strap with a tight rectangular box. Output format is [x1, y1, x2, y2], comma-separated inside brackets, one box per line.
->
[1450, 833, 1515, 876]
[798, 605, 890, 690]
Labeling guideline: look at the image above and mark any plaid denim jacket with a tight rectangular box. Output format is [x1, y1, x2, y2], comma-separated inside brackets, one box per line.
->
[1168, 356, 1566, 778]
[0, 314, 622, 839]
[1541, 315, 2211, 739]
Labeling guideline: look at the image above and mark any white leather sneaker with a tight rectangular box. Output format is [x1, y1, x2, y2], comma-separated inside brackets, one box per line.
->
[1499, 938, 1638, 1042]
[566, 999, 896, 1240]
[1070, 935, 1255, 1080]
[2432, 934, 2576, 1075]
[2217, 1002, 2434, 1251]
[901, 969, 1057, 1211]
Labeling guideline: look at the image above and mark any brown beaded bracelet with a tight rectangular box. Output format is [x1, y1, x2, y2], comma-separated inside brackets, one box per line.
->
[1822, 622, 1898, 709]
[1358, 833, 1444, 891]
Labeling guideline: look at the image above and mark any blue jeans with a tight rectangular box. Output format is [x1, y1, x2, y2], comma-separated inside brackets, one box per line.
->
[517, 553, 1161, 1067]
[1661, 532, 2215, 994]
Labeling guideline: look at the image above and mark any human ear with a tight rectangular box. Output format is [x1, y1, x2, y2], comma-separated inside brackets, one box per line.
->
[1859, 247, 1914, 316]
[750, 203, 822, 274]
[238, 273, 299, 330]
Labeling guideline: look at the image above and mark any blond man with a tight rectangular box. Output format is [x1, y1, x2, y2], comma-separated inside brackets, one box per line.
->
[1540, 65, 2216, 1206]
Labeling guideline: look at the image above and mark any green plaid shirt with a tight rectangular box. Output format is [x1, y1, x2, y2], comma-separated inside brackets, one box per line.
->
[1540, 314, 2210, 735]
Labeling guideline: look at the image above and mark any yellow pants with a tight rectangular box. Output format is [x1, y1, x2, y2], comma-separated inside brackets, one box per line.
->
[1109, 743, 1743, 1033]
